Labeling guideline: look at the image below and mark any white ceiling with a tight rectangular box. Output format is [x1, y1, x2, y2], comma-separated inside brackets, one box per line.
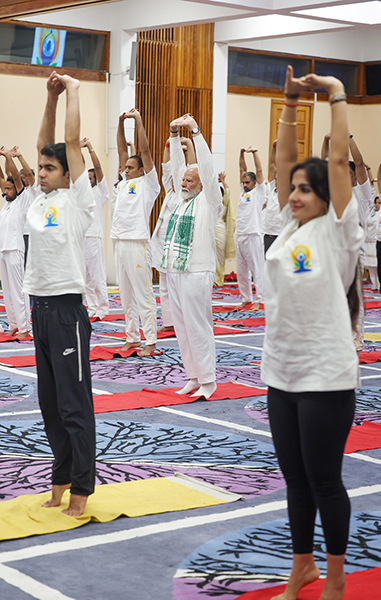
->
[17, 0, 381, 62]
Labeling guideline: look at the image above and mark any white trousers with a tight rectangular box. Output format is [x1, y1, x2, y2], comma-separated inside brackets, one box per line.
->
[236, 233, 264, 303]
[159, 272, 173, 327]
[369, 266, 379, 290]
[167, 271, 215, 384]
[84, 237, 109, 319]
[0, 250, 30, 332]
[114, 239, 157, 345]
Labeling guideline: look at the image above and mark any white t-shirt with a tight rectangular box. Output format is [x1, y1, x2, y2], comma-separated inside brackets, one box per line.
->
[23, 169, 94, 297]
[263, 180, 281, 236]
[0, 188, 33, 252]
[110, 168, 160, 240]
[236, 181, 266, 236]
[23, 183, 40, 236]
[261, 195, 364, 393]
[86, 177, 109, 238]
[353, 179, 372, 230]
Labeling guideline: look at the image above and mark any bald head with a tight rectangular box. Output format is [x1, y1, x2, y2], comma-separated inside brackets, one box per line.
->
[181, 167, 202, 201]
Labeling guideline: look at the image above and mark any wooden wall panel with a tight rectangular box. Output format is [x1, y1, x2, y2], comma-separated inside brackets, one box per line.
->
[135, 24, 214, 282]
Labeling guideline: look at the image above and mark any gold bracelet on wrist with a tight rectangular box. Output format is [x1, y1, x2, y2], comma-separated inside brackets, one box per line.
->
[279, 117, 297, 126]
[329, 92, 347, 105]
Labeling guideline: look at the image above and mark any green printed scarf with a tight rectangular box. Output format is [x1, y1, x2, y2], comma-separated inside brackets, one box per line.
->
[161, 194, 198, 271]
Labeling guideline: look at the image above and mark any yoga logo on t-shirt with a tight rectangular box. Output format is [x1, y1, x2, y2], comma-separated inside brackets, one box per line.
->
[292, 245, 311, 273]
[44, 206, 58, 228]
[243, 193, 251, 202]
[128, 182, 137, 195]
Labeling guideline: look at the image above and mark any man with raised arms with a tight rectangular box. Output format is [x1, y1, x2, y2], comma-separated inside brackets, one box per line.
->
[162, 114, 221, 399]
[80, 137, 109, 320]
[111, 109, 160, 356]
[23, 71, 95, 517]
[236, 146, 266, 309]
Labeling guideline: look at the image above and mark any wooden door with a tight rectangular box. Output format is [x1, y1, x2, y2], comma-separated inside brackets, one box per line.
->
[269, 99, 313, 176]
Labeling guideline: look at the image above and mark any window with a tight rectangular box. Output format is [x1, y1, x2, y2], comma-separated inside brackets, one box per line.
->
[228, 50, 311, 89]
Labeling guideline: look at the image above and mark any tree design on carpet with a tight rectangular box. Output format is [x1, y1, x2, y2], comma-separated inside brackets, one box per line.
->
[173, 512, 381, 599]
[90, 361, 264, 386]
[245, 389, 381, 426]
[0, 420, 281, 500]
[0, 376, 33, 406]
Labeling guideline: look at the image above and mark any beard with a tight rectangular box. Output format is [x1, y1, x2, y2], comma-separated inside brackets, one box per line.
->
[181, 183, 202, 201]
[181, 189, 195, 201]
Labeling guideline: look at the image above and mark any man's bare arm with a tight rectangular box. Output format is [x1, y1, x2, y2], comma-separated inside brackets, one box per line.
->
[81, 138, 104, 183]
[349, 135, 367, 185]
[125, 109, 154, 174]
[53, 73, 84, 183]
[0, 147, 23, 194]
[10, 146, 35, 186]
[246, 146, 264, 185]
[321, 133, 330, 161]
[37, 71, 65, 155]
[0, 164, 6, 194]
[239, 148, 247, 180]
[117, 114, 129, 170]
[269, 140, 277, 182]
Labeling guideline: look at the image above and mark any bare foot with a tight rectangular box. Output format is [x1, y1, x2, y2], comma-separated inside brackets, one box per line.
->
[15, 331, 30, 339]
[8, 328, 18, 336]
[121, 341, 141, 351]
[251, 302, 261, 311]
[137, 343, 156, 356]
[42, 483, 71, 508]
[236, 301, 252, 310]
[61, 493, 88, 517]
[271, 554, 320, 600]
[157, 325, 175, 333]
[318, 573, 346, 600]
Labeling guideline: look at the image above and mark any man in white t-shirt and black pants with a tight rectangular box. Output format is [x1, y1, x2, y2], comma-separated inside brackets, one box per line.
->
[111, 109, 160, 356]
[80, 137, 109, 320]
[236, 147, 267, 309]
[23, 72, 95, 517]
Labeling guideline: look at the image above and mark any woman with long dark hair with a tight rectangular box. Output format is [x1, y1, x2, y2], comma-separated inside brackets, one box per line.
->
[261, 68, 364, 600]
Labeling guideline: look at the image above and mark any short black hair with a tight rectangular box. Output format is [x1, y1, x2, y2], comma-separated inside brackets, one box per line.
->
[6, 176, 15, 185]
[128, 154, 144, 171]
[41, 143, 69, 175]
[243, 171, 256, 182]
[348, 161, 356, 174]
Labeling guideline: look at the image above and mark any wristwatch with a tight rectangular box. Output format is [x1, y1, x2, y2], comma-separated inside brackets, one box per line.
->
[191, 127, 200, 135]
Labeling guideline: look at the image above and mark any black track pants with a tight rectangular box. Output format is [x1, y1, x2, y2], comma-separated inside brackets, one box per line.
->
[32, 294, 95, 497]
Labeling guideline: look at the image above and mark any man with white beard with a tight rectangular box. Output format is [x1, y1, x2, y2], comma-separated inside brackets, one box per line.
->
[161, 114, 221, 399]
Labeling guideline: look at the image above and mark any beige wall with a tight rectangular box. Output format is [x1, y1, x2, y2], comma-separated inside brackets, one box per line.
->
[224, 93, 381, 274]
[0, 72, 115, 279]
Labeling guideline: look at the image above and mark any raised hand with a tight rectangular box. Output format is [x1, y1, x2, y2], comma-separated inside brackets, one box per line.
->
[284, 65, 310, 98]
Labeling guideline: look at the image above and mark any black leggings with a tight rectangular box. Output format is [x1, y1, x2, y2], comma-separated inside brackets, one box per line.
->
[267, 387, 355, 556]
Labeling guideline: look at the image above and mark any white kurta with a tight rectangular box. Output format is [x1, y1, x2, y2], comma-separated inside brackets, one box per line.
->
[166, 134, 221, 384]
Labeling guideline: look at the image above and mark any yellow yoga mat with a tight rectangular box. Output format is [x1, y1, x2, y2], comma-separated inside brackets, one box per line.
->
[0, 474, 242, 541]
[364, 332, 381, 342]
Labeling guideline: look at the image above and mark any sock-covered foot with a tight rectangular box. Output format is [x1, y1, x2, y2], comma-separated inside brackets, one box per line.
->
[176, 379, 199, 395]
[191, 382, 217, 399]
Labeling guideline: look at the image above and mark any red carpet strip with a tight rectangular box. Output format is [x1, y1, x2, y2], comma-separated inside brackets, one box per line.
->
[93, 382, 267, 413]
[237, 567, 381, 600]
[344, 420, 381, 453]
